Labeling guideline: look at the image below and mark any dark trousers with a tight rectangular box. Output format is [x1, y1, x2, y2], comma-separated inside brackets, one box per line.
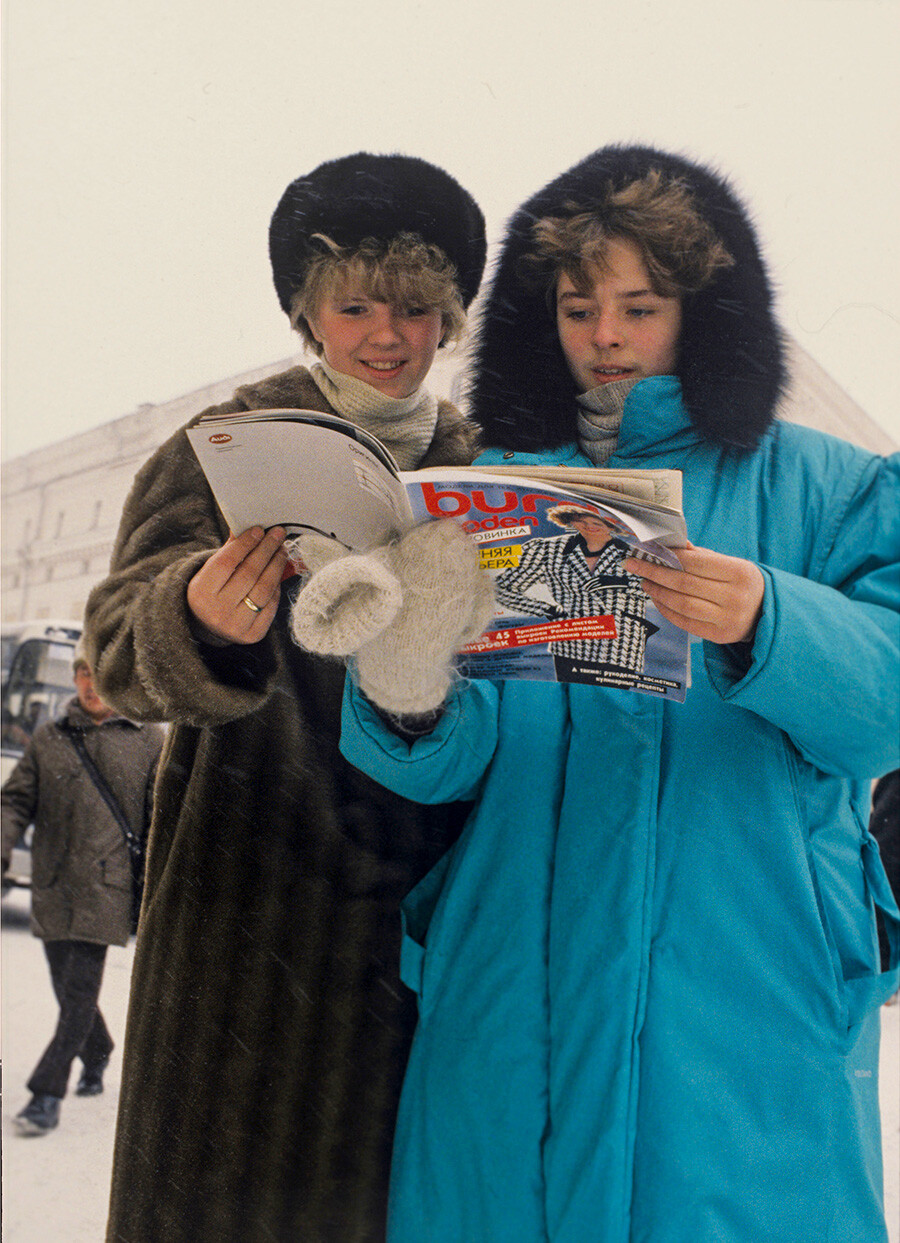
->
[28, 940, 114, 1099]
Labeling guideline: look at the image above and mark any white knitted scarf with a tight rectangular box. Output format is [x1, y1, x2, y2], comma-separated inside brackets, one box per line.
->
[575, 376, 638, 466]
[310, 359, 438, 470]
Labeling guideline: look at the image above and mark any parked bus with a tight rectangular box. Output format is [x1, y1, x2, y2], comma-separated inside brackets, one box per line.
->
[1, 621, 82, 887]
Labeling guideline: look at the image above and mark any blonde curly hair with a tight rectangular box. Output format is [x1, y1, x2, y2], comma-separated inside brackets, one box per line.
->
[290, 232, 467, 353]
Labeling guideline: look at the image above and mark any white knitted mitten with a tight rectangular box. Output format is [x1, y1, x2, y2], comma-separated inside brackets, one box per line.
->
[355, 521, 495, 716]
[288, 535, 403, 656]
[288, 522, 495, 715]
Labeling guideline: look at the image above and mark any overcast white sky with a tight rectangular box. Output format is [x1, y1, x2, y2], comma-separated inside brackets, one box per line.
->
[2, 0, 898, 460]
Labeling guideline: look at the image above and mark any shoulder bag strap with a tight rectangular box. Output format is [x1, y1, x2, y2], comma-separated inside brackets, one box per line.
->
[62, 726, 143, 862]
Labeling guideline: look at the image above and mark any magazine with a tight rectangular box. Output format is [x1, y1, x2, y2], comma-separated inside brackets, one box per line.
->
[186, 409, 690, 701]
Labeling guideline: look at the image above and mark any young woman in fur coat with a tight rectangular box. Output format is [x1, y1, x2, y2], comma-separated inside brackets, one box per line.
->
[330, 146, 900, 1241]
[83, 152, 486, 1243]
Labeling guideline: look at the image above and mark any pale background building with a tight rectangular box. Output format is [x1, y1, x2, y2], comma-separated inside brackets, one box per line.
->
[0, 348, 467, 625]
[1, 339, 895, 628]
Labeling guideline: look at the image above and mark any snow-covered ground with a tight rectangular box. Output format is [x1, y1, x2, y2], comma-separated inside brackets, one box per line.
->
[2, 890, 133, 1242]
[2, 885, 898, 1242]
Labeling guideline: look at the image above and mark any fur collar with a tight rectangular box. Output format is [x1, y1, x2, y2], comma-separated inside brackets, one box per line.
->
[468, 145, 786, 454]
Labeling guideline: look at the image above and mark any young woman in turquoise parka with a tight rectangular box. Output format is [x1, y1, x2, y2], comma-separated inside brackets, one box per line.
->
[317, 146, 899, 1242]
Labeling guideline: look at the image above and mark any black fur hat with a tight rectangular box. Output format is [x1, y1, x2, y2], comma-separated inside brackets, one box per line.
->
[469, 145, 786, 453]
[269, 152, 487, 316]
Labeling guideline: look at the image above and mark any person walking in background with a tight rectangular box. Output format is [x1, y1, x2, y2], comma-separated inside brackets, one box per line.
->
[83, 154, 486, 1241]
[1, 647, 163, 1136]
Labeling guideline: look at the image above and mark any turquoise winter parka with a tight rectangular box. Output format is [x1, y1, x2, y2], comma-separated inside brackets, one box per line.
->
[342, 145, 900, 1242]
[341, 378, 900, 1243]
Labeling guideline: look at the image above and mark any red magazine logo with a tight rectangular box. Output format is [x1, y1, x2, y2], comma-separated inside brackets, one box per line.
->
[209, 433, 232, 444]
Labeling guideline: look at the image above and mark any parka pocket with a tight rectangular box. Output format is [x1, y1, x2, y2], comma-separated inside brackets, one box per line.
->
[843, 834, 900, 1025]
[808, 820, 900, 1037]
[781, 741, 897, 1034]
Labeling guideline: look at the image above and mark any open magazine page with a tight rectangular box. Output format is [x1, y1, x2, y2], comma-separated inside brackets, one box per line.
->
[402, 470, 690, 702]
[186, 410, 412, 550]
[480, 463, 683, 510]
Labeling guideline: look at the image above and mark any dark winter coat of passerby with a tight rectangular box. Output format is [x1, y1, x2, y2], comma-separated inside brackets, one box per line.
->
[83, 154, 486, 1241]
[1, 658, 163, 1136]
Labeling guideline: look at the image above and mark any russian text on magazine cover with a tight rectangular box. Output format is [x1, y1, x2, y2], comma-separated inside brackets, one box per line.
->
[407, 471, 689, 701]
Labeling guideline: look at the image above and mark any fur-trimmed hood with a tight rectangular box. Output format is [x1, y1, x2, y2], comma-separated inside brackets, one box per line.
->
[469, 145, 786, 453]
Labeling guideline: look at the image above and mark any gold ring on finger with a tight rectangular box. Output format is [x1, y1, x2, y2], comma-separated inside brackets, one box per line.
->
[242, 595, 263, 613]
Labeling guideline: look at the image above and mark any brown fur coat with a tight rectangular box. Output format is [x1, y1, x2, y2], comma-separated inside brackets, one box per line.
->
[85, 368, 479, 1242]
